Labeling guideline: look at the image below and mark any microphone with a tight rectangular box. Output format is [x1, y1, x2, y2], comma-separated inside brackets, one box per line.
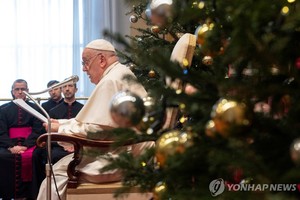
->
[28, 75, 79, 95]
[49, 75, 79, 90]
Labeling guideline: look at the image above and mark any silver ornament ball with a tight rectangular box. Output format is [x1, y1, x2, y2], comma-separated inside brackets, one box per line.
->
[202, 55, 213, 66]
[129, 15, 138, 23]
[110, 91, 145, 128]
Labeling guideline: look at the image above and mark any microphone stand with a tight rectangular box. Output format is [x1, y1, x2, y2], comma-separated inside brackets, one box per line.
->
[23, 91, 52, 200]
[19, 75, 79, 200]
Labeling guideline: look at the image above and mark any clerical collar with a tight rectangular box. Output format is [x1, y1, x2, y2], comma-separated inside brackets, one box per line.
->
[52, 98, 64, 104]
[63, 100, 76, 106]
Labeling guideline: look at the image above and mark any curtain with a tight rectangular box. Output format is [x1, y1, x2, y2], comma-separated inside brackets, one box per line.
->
[0, 0, 130, 101]
[76, 0, 131, 96]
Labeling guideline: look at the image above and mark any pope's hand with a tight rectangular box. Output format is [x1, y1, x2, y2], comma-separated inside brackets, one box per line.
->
[43, 118, 60, 132]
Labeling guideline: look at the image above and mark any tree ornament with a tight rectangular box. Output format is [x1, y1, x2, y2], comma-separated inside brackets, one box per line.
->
[155, 129, 193, 167]
[192, 1, 206, 9]
[295, 57, 300, 69]
[290, 138, 300, 165]
[151, 25, 160, 34]
[137, 96, 156, 133]
[242, 66, 257, 76]
[184, 84, 197, 95]
[205, 120, 217, 138]
[202, 55, 213, 66]
[153, 181, 167, 200]
[270, 65, 280, 75]
[148, 69, 156, 78]
[254, 101, 270, 115]
[210, 98, 251, 137]
[194, 22, 214, 46]
[127, 63, 136, 70]
[129, 15, 138, 23]
[240, 177, 253, 184]
[110, 91, 145, 128]
[136, 96, 164, 134]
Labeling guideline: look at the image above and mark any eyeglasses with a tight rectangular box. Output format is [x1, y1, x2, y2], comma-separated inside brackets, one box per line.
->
[13, 88, 27, 92]
[81, 53, 101, 66]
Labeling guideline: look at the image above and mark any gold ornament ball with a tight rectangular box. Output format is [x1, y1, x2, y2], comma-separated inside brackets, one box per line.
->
[177, 130, 193, 153]
[155, 130, 193, 167]
[153, 181, 167, 200]
[151, 25, 160, 34]
[136, 96, 156, 132]
[205, 120, 217, 138]
[148, 70, 156, 78]
[210, 98, 251, 137]
[202, 55, 213, 66]
[194, 23, 214, 46]
[290, 138, 300, 165]
[110, 91, 145, 128]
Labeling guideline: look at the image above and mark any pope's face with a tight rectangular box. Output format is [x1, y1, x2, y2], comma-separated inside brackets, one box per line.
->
[82, 49, 104, 84]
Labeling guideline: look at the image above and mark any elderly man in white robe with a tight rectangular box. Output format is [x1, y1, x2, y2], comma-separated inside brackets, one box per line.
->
[37, 39, 153, 200]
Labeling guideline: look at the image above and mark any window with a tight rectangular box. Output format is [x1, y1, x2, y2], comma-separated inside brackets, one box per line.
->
[0, 0, 130, 105]
[0, 0, 73, 99]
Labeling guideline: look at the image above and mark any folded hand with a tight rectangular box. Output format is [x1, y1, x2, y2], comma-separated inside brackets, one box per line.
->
[9, 146, 28, 154]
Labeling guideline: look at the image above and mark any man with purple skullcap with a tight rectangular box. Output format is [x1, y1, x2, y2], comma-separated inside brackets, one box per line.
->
[37, 39, 154, 200]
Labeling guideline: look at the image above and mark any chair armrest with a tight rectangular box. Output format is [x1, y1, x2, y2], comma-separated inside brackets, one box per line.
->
[36, 133, 114, 148]
[36, 133, 115, 188]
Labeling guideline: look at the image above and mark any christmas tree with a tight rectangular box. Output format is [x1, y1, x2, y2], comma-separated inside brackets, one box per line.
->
[101, 0, 300, 199]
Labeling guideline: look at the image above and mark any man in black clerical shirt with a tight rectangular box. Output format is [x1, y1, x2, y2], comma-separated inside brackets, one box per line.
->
[49, 82, 83, 119]
[0, 79, 44, 199]
[32, 82, 83, 198]
[41, 80, 64, 113]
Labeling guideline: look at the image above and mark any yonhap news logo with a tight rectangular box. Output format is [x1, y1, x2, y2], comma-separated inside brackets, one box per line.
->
[209, 178, 225, 197]
[209, 178, 300, 197]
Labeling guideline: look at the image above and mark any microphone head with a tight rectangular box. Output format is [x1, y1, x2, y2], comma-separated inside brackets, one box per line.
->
[26, 75, 80, 95]
[72, 75, 79, 83]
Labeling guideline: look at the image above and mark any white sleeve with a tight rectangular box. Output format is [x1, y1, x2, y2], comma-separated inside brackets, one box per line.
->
[58, 118, 103, 137]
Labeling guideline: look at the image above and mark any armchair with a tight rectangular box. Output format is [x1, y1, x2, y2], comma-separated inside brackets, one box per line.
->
[36, 133, 153, 200]
[37, 133, 116, 188]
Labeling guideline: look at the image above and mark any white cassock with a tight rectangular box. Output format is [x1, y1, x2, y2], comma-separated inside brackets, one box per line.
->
[37, 61, 154, 200]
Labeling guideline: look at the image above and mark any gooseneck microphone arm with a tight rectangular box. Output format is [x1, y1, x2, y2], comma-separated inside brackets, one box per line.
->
[29, 75, 79, 95]
[22, 91, 52, 200]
